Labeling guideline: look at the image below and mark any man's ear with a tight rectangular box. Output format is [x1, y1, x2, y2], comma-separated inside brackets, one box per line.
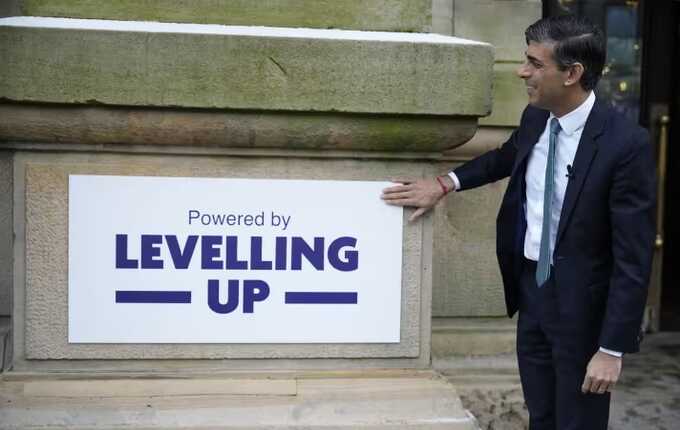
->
[564, 62, 585, 87]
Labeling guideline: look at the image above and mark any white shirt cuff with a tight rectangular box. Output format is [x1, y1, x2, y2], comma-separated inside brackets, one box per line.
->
[599, 347, 623, 358]
[447, 171, 461, 192]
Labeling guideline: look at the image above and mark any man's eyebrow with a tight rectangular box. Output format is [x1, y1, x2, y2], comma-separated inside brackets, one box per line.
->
[525, 53, 543, 65]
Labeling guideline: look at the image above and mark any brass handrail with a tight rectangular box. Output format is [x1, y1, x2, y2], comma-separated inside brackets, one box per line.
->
[656, 115, 670, 249]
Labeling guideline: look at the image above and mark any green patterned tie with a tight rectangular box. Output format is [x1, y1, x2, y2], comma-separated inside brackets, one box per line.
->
[536, 118, 561, 287]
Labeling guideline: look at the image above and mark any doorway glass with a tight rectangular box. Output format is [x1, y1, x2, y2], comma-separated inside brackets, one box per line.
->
[544, 0, 643, 123]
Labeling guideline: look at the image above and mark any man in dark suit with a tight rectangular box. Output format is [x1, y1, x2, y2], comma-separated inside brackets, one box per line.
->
[382, 15, 655, 430]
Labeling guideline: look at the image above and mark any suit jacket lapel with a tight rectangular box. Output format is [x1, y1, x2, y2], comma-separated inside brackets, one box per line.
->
[555, 100, 607, 247]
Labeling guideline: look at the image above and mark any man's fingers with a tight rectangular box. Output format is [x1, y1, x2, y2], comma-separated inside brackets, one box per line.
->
[594, 378, 613, 394]
[581, 375, 594, 394]
[583, 375, 614, 395]
[383, 197, 413, 206]
[389, 178, 415, 185]
[582, 351, 621, 395]
[382, 184, 413, 195]
[409, 207, 429, 222]
[590, 378, 604, 394]
[600, 377, 617, 393]
[381, 191, 412, 201]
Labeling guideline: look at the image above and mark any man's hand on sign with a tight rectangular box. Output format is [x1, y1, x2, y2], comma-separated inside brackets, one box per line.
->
[381, 176, 453, 222]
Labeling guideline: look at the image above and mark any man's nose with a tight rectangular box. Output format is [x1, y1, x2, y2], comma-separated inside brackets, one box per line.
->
[516, 64, 530, 79]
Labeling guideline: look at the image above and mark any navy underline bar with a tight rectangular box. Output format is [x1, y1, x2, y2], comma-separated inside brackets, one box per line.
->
[115, 291, 192, 303]
[285, 292, 358, 304]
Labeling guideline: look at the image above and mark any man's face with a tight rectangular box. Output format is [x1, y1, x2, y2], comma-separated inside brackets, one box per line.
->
[517, 41, 570, 111]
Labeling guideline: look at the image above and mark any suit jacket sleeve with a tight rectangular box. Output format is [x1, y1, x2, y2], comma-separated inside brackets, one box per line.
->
[452, 108, 529, 190]
[599, 127, 656, 353]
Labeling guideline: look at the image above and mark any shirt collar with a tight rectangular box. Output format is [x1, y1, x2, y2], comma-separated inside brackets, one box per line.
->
[549, 91, 596, 136]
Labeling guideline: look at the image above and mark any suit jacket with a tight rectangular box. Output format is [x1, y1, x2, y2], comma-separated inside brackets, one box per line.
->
[454, 100, 656, 354]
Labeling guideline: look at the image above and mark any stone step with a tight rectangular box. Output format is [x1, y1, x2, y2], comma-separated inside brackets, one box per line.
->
[0, 17, 493, 117]
[0, 371, 481, 429]
[433, 352, 525, 428]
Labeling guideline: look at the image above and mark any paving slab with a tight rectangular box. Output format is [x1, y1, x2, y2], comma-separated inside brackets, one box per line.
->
[434, 332, 680, 430]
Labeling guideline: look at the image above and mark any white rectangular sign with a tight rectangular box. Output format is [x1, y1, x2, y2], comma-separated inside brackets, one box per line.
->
[68, 175, 403, 343]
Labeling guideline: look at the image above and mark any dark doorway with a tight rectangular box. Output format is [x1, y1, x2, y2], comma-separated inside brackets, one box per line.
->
[658, 0, 680, 331]
[640, 0, 680, 331]
[544, 0, 680, 331]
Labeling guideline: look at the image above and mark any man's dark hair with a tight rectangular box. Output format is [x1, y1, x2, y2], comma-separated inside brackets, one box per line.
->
[525, 15, 606, 91]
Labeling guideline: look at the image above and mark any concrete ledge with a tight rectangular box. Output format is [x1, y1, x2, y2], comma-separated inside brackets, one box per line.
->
[0, 371, 481, 429]
[18, 0, 433, 32]
[0, 17, 493, 116]
[0, 103, 478, 152]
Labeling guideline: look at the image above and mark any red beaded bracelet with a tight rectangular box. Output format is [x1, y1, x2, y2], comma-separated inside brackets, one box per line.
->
[435, 176, 451, 196]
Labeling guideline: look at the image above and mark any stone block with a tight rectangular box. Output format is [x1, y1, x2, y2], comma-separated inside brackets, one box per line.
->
[443, 127, 514, 160]
[433, 129, 516, 319]
[0, 0, 21, 17]
[431, 318, 517, 357]
[0, 104, 478, 152]
[15, 151, 434, 366]
[431, 0, 454, 35]
[432, 160, 508, 317]
[0, 17, 493, 117]
[430, 128, 518, 319]
[480, 63, 528, 127]
[19, 0, 433, 32]
[453, 0, 541, 62]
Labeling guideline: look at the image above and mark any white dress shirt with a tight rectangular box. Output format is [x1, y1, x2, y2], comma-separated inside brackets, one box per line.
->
[448, 92, 622, 357]
[523, 91, 595, 263]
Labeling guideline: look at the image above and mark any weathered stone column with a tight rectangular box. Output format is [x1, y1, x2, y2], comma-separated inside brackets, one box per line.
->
[0, 4, 493, 428]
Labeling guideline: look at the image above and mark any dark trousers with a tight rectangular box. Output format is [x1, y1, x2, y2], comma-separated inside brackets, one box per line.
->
[517, 258, 610, 430]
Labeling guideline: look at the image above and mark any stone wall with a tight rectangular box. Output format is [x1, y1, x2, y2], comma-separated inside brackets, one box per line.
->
[10, 0, 435, 32]
[432, 0, 541, 319]
[0, 0, 544, 355]
[0, 6, 496, 370]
